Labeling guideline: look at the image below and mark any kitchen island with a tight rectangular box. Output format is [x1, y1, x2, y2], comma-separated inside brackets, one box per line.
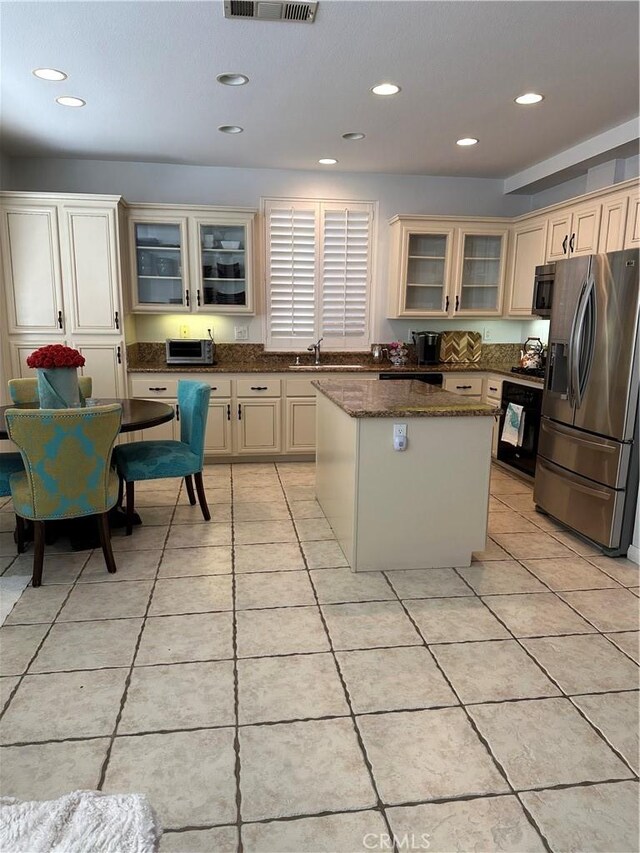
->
[313, 379, 500, 571]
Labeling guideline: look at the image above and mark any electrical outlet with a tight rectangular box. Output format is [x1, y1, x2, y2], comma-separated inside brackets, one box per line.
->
[393, 423, 408, 451]
[179, 324, 189, 339]
[407, 328, 417, 344]
[234, 325, 249, 341]
[483, 327, 492, 341]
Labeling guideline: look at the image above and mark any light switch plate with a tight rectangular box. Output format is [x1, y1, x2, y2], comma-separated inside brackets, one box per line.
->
[180, 324, 189, 339]
[235, 325, 249, 341]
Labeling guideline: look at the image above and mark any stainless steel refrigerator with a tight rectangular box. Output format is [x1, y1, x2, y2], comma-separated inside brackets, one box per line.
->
[534, 249, 639, 555]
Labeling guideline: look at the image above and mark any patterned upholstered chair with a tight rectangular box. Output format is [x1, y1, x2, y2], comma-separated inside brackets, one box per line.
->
[8, 376, 93, 404]
[5, 404, 122, 587]
[0, 453, 26, 553]
[113, 380, 211, 535]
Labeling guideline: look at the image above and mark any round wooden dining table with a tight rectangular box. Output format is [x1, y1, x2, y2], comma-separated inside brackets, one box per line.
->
[0, 398, 175, 440]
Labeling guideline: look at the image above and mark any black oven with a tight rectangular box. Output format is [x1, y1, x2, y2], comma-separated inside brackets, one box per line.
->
[497, 381, 543, 478]
[532, 263, 555, 317]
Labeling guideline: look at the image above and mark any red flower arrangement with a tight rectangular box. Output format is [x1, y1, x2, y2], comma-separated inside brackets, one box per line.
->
[26, 344, 86, 370]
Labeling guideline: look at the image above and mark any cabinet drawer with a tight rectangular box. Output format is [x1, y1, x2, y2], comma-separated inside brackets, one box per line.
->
[204, 378, 231, 398]
[443, 375, 484, 396]
[131, 378, 179, 398]
[286, 378, 316, 397]
[484, 376, 503, 401]
[236, 378, 281, 397]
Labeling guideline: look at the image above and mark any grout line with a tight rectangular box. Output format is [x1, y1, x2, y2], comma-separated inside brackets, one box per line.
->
[273, 465, 400, 853]
[230, 466, 244, 852]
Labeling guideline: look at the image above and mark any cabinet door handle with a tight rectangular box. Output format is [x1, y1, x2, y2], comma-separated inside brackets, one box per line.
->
[562, 235, 568, 254]
[176, 404, 180, 421]
[445, 295, 449, 312]
[185, 289, 190, 307]
[250, 386, 268, 391]
[197, 289, 201, 307]
[569, 233, 575, 253]
[456, 384, 472, 389]
[116, 345, 122, 364]
[210, 386, 217, 391]
[489, 386, 498, 392]
[148, 386, 167, 392]
[114, 311, 120, 330]
[238, 403, 242, 420]
[455, 295, 459, 311]
[227, 403, 231, 421]
[57, 311, 63, 329]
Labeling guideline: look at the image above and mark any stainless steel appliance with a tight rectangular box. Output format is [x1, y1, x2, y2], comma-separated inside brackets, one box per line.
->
[532, 263, 555, 316]
[534, 250, 639, 555]
[166, 338, 216, 365]
[412, 331, 441, 365]
[497, 380, 543, 478]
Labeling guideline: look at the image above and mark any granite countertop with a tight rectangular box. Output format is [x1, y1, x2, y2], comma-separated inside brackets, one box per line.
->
[126, 360, 544, 384]
[312, 379, 501, 418]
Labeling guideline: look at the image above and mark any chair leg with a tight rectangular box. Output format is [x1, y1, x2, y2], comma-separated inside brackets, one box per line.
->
[97, 512, 117, 574]
[117, 475, 124, 508]
[14, 515, 25, 554]
[126, 481, 135, 536]
[185, 475, 196, 506]
[32, 520, 45, 588]
[194, 472, 211, 522]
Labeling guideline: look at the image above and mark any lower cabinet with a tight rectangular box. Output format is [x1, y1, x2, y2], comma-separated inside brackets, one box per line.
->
[205, 399, 233, 456]
[442, 373, 483, 398]
[73, 340, 126, 398]
[285, 397, 316, 452]
[235, 399, 282, 455]
[134, 398, 179, 442]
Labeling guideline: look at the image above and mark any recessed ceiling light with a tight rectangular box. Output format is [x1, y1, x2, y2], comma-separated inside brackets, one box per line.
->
[33, 67, 67, 81]
[55, 96, 85, 107]
[371, 83, 401, 96]
[456, 137, 479, 146]
[318, 158, 338, 165]
[342, 132, 365, 140]
[216, 73, 249, 86]
[515, 92, 544, 105]
[218, 125, 243, 134]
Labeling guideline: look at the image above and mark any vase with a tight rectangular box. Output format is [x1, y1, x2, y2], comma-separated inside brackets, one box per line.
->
[390, 353, 408, 366]
[37, 367, 81, 409]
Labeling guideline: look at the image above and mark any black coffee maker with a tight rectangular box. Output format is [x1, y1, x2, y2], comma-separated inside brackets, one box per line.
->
[412, 331, 441, 365]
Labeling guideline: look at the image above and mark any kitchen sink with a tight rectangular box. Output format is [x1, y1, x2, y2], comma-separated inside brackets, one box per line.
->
[288, 364, 365, 370]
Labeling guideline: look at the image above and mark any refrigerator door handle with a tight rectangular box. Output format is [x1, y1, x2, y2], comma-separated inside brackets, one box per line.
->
[537, 459, 612, 500]
[540, 418, 617, 452]
[567, 280, 584, 408]
[573, 275, 596, 409]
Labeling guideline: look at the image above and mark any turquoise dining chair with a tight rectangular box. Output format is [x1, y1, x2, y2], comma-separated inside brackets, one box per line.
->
[5, 404, 123, 587]
[0, 453, 26, 553]
[113, 380, 211, 535]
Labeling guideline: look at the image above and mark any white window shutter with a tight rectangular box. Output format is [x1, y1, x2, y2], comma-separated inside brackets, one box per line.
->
[265, 201, 317, 348]
[320, 204, 372, 347]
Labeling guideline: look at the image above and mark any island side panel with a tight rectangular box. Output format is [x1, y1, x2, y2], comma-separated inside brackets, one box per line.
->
[315, 391, 358, 567]
[353, 415, 493, 571]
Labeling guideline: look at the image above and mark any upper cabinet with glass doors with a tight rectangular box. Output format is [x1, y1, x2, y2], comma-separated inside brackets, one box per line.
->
[387, 216, 508, 318]
[127, 206, 256, 314]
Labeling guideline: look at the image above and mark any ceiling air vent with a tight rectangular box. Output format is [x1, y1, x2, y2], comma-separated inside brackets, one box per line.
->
[224, 1, 318, 23]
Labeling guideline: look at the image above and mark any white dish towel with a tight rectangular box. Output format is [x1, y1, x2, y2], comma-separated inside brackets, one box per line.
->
[0, 790, 160, 853]
[501, 402, 526, 447]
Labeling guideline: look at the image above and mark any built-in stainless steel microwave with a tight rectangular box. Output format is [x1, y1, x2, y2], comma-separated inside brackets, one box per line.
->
[166, 339, 216, 365]
[532, 263, 555, 317]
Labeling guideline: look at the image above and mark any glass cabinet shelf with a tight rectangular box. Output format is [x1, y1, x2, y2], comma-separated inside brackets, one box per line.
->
[199, 223, 248, 309]
[133, 221, 186, 307]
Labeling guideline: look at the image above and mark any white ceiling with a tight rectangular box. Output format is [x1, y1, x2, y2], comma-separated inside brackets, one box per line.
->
[1, 0, 638, 178]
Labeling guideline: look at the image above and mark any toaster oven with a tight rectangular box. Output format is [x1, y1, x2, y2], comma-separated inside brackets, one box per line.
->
[165, 339, 216, 365]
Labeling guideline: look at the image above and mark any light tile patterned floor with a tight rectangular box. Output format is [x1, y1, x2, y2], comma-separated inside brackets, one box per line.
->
[0, 462, 638, 853]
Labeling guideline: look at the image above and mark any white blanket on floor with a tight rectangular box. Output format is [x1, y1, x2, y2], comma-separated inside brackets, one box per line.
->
[0, 790, 161, 853]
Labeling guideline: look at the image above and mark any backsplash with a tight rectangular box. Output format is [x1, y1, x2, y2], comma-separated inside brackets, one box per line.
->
[127, 342, 524, 371]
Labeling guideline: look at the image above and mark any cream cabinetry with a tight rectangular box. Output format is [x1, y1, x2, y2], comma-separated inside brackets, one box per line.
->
[388, 217, 508, 318]
[598, 192, 629, 253]
[545, 201, 601, 261]
[442, 373, 483, 398]
[0, 193, 128, 399]
[127, 205, 256, 315]
[483, 375, 503, 457]
[504, 217, 547, 317]
[205, 400, 233, 456]
[624, 194, 640, 249]
[236, 399, 282, 455]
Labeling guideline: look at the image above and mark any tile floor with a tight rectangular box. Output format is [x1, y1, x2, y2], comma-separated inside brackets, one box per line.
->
[0, 462, 638, 853]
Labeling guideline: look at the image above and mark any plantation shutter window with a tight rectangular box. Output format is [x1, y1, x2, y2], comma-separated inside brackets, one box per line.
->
[321, 205, 371, 342]
[264, 198, 374, 351]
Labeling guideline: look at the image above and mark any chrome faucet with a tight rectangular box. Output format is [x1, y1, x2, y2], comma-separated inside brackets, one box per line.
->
[307, 337, 324, 365]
